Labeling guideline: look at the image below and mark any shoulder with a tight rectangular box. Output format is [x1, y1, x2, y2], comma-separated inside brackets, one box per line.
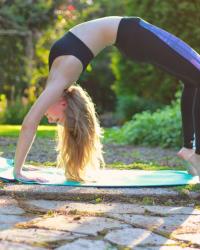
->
[48, 55, 83, 86]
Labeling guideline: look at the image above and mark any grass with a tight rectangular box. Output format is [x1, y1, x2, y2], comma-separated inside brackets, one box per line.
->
[0, 125, 57, 138]
[0, 124, 113, 141]
[106, 161, 185, 171]
[0, 125, 111, 139]
[172, 183, 200, 192]
[27, 161, 57, 167]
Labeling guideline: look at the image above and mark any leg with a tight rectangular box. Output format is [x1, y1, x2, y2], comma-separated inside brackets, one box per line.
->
[181, 82, 196, 149]
[177, 82, 196, 161]
[137, 18, 200, 84]
[193, 87, 200, 154]
[187, 86, 200, 176]
[137, 19, 200, 176]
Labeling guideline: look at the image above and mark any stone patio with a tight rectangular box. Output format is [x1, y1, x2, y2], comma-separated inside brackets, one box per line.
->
[0, 190, 200, 249]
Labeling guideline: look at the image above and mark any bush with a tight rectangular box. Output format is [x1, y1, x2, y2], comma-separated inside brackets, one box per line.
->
[115, 94, 162, 123]
[121, 101, 181, 148]
[105, 93, 182, 148]
[3, 96, 32, 124]
[0, 94, 7, 124]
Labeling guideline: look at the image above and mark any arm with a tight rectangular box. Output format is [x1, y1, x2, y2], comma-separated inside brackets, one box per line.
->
[14, 86, 63, 172]
[14, 55, 83, 182]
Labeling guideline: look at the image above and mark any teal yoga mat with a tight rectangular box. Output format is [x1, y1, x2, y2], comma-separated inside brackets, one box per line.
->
[0, 156, 199, 187]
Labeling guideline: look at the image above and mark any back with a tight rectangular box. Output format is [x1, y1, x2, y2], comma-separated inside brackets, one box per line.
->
[69, 16, 123, 56]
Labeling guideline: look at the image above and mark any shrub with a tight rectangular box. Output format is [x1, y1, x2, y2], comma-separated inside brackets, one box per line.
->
[0, 94, 7, 124]
[121, 100, 181, 148]
[115, 94, 161, 123]
[104, 93, 182, 148]
[3, 96, 32, 124]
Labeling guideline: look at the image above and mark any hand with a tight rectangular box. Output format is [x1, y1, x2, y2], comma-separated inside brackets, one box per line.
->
[13, 170, 48, 184]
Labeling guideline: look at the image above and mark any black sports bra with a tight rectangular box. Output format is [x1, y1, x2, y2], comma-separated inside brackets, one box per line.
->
[49, 31, 94, 72]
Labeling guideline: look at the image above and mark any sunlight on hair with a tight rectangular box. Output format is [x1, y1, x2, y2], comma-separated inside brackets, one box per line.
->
[56, 84, 105, 182]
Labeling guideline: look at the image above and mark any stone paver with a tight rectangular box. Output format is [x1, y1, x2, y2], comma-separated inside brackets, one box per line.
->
[0, 228, 86, 245]
[105, 228, 177, 247]
[2, 183, 199, 201]
[0, 199, 200, 249]
[0, 196, 25, 215]
[145, 205, 200, 215]
[109, 213, 200, 236]
[55, 239, 116, 250]
[0, 241, 46, 250]
[22, 199, 200, 216]
[21, 199, 147, 214]
[0, 214, 35, 230]
[0, 196, 199, 249]
[174, 233, 200, 245]
[104, 228, 176, 247]
[17, 215, 130, 236]
[134, 247, 198, 250]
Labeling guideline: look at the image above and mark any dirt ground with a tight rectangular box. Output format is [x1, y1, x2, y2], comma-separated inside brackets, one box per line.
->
[0, 137, 184, 168]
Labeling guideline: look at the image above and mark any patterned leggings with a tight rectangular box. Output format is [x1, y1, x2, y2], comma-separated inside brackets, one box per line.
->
[139, 19, 200, 153]
[115, 17, 200, 153]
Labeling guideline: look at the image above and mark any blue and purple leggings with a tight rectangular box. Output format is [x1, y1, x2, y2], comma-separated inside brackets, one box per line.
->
[115, 17, 200, 153]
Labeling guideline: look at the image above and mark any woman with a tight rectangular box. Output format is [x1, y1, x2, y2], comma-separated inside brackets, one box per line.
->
[14, 16, 200, 183]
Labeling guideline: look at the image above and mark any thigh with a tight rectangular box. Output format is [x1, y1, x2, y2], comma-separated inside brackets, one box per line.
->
[138, 19, 200, 86]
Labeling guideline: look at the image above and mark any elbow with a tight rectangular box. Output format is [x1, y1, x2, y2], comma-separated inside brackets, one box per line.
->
[21, 120, 38, 131]
[22, 114, 41, 130]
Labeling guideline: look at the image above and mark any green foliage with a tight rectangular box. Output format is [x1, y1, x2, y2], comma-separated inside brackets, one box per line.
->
[104, 93, 182, 148]
[0, 0, 60, 29]
[115, 94, 161, 123]
[0, 35, 28, 98]
[0, 125, 56, 138]
[142, 197, 155, 205]
[0, 0, 57, 89]
[95, 197, 103, 203]
[172, 184, 200, 193]
[3, 96, 32, 124]
[1, 0, 200, 125]
[121, 101, 182, 148]
[0, 94, 7, 124]
[111, 51, 178, 105]
[107, 162, 181, 171]
[0, 92, 49, 125]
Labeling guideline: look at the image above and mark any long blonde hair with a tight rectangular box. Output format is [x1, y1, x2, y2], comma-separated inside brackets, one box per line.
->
[56, 84, 105, 182]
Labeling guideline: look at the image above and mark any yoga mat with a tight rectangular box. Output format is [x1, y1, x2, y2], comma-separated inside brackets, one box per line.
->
[0, 156, 199, 187]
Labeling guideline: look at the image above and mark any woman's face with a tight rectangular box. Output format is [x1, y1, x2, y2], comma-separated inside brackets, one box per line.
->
[45, 98, 67, 125]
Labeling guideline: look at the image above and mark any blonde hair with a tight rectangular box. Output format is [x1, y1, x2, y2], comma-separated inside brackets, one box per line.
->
[56, 84, 105, 182]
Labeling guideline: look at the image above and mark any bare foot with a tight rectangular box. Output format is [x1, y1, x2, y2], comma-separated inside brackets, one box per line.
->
[177, 147, 194, 161]
[177, 148, 198, 176]
[187, 153, 200, 177]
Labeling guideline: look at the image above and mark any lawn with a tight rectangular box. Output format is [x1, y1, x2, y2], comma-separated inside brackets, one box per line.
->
[0, 125, 57, 138]
[0, 125, 112, 142]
